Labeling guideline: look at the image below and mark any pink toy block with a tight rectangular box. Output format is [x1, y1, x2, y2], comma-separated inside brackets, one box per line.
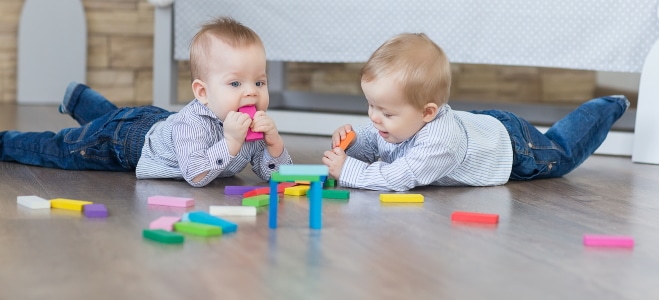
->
[149, 216, 182, 231]
[147, 195, 194, 207]
[238, 105, 264, 142]
[583, 234, 634, 248]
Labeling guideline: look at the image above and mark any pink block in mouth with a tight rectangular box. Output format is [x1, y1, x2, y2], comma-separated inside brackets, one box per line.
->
[238, 105, 264, 142]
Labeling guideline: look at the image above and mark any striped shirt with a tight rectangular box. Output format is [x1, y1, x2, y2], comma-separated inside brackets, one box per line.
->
[341, 104, 512, 191]
[136, 99, 292, 187]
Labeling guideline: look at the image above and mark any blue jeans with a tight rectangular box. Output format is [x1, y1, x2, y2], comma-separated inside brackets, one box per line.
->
[0, 83, 173, 170]
[471, 95, 629, 180]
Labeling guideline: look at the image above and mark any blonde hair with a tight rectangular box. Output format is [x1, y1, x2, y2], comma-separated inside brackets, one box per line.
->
[361, 33, 451, 109]
[189, 17, 263, 81]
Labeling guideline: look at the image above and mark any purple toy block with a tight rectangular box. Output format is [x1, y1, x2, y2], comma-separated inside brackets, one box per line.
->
[224, 185, 262, 195]
[83, 203, 108, 218]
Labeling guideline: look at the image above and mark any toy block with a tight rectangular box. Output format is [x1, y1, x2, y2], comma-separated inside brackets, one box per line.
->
[242, 194, 271, 207]
[209, 205, 257, 216]
[284, 185, 310, 196]
[224, 186, 261, 195]
[321, 189, 350, 199]
[83, 203, 108, 218]
[17, 195, 50, 209]
[309, 181, 323, 229]
[149, 216, 181, 231]
[279, 165, 328, 176]
[50, 198, 93, 211]
[143, 229, 184, 244]
[451, 211, 499, 224]
[243, 187, 270, 198]
[324, 178, 336, 187]
[269, 179, 279, 228]
[271, 172, 323, 182]
[181, 212, 191, 222]
[238, 105, 264, 142]
[295, 180, 310, 185]
[583, 234, 634, 248]
[278, 182, 297, 191]
[187, 211, 238, 233]
[379, 194, 424, 203]
[338, 131, 356, 151]
[174, 222, 222, 237]
[147, 195, 194, 207]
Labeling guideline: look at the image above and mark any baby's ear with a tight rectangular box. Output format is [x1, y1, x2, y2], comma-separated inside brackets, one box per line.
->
[421, 103, 439, 122]
[192, 79, 208, 105]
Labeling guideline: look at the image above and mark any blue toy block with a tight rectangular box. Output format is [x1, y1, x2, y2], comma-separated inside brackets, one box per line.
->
[187, 211, 238, 233]
[269, 179, 279, 229]
[309, 181, 323, 229]
[279, 165, 328, 176]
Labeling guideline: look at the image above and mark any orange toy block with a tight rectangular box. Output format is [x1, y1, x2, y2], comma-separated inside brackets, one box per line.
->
[338, 131, 356, 151]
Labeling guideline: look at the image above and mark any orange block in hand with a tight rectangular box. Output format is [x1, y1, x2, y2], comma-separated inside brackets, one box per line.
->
[338, 131, 356, 151]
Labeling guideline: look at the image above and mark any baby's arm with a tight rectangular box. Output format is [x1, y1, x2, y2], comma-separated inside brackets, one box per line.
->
[251, 111, 285, 158]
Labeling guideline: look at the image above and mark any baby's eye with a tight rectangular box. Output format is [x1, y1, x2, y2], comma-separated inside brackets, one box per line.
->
[256, 81, 266, 87]
[230, 81, 241, 87]
[383, 113, 393, 118]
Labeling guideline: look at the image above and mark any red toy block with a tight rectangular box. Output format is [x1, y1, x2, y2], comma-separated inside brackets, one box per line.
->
[451, 211, 499, 224]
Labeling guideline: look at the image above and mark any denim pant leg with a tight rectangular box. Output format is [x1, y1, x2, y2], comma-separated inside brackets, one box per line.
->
[0, 106, 173, 170]
[63, 83, 118, 125]
[472, 95, 628, 180]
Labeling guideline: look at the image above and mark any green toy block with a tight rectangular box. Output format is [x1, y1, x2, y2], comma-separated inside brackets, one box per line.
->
[321, 189, 350, 199]
[324, 178, 336, 187]
[173, 222, 222, 237]
[271, 172, 322, 182]
[242, 194, 272, 207]
[142, 229, 184, 244]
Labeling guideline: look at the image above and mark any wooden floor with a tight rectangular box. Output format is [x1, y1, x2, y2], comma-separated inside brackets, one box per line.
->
[2, 104, 659, 300]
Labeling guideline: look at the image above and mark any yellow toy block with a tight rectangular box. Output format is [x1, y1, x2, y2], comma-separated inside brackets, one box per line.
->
[284, 185, 310, 196]
[50, 198, 93, 211]
[379, 194, 424, 203]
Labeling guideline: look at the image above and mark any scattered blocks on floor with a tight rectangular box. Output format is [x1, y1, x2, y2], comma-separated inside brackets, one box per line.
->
[83, 203, 108, 218]
[17, 195, 50, 209]
[583, 234, 634, 248]
[187, 211, 238, 233]
[379, 194, 424, 203]
[320, 189, 350, 199]
[50, 198, 93, 211]
[451, 211, 499, 224]
[209, 205, 257, 216]
[224, 186, 261, 195]
[174, 222, 222, 237]
[242, 194, 271, 207]
[147, 195, 194, 207]
[284, 185, 310, 196]
[143, 229, 184, 244]
[149, 216, 181, 231]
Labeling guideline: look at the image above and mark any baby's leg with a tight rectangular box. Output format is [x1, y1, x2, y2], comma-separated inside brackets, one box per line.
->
[543, 95, 629, 175]
[59, 82, 118, 125]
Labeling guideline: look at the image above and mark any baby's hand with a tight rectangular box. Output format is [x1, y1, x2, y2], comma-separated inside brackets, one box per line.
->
[252, 111, 285, 157]
[331, 124, 354, 149]
[322, 147, 348, 179]
[223, 111, 251, 154]
[252, 111, 280, 145]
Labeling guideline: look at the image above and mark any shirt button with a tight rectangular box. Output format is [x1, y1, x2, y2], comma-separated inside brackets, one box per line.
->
[268, 163, 276, 169]
[217, 159, 223, 165]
